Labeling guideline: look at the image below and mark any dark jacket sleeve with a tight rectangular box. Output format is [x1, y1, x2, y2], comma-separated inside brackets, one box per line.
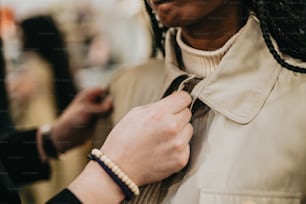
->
[0, 129, 50, 184]
[47, 189, 82, 204]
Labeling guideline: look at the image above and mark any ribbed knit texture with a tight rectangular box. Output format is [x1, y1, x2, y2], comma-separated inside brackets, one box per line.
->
[176, 28, 243, 77]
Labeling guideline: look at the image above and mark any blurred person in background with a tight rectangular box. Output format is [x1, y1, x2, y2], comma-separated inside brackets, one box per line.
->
[8, 15, 77, 128]
[20, 15, 77, 113]
[0, 11, 82, 203]
[0, 8, 17, 143]
[94, 0, 306, 203]
[15, 15, 80, 204]
[0, 37, 193, 204]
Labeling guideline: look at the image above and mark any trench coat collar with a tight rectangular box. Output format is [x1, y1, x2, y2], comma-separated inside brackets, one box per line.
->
[161, 15, 282, 124]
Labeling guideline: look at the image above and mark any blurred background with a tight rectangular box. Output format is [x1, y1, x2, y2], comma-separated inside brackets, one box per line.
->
[0, 0, 152, 203]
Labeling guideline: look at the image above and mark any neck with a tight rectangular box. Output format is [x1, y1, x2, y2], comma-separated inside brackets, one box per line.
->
[181, 2, 246, 51]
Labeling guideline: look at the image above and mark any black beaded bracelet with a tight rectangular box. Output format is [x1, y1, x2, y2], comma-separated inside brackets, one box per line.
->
[88, 153, 134, 201]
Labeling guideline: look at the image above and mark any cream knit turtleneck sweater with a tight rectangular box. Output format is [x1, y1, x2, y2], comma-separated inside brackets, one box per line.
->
[176, 28, 243, 77]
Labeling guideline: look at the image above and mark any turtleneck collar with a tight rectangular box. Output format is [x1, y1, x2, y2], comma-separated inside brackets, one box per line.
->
[176, 27, 243, 77]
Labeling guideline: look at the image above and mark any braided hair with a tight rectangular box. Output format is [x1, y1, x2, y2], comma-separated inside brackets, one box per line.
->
[254, 0, 306, 73]
[145, 0, 306, 73]
[144, 0, 168, 56]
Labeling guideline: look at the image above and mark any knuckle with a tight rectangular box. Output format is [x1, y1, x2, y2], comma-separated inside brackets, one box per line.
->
[165, 128, 176, 138]
[173, 141, 184, 152]
[147, 108, 162, 121]
[186, 123, 194, 135]
[173, 143, 184, 152]
[101, 100, 111, 109]
[79, 105, 87, 114]
[177, 154, 189, 169]
[186, 108, 192, 120]
[182, 147, 190, 167]
[170, 120, 180, 130]
[166, 121, 179, 136]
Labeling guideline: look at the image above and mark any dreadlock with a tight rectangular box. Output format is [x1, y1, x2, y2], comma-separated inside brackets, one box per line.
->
[144, 0, 168, 56]
[254, 0, 306, 73]
[145, 0, 306, 73]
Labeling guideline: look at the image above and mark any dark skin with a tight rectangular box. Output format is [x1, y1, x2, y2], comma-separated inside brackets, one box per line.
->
[148, 0, 246, 51]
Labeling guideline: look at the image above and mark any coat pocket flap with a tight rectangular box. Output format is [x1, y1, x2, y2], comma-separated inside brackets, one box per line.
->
[200, 190, 301, 204]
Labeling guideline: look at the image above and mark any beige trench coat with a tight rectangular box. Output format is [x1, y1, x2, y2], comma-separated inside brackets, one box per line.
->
[94, 15, 306, 203]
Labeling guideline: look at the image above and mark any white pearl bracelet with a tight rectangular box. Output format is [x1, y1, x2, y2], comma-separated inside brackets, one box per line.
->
[91, 148, 140, 198]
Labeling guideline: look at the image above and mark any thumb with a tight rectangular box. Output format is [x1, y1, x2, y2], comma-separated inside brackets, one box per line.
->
[86, 95, 113, 114]
[78, 87, 108, 102]
[155, 91, 192, 113]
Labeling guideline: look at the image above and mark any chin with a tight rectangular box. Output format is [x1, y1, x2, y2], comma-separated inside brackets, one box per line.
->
[158, 16, 193, 28]
[156, 14, 180, 27]
[159, 20, 180, 27]
[155, 8, 194, 28]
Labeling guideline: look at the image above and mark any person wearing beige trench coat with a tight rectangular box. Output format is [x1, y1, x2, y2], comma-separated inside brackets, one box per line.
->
[94, 1, 306, 203]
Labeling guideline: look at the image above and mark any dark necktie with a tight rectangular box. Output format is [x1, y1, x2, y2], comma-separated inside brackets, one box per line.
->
[158, 75, 210, 196]
[163, 75, 210, 120]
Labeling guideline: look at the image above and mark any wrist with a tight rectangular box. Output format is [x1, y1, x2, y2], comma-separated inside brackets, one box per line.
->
[88, 149, 140, 200]
[49, 121, 69, 154]
[68, 161, 125, 204]
[37, 123, 59, 161]
[100, 146, 142, 186]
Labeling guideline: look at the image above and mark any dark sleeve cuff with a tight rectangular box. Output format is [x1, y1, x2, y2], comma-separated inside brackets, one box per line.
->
[0, 129, 50, 184]
[47, 189, 82, 204]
